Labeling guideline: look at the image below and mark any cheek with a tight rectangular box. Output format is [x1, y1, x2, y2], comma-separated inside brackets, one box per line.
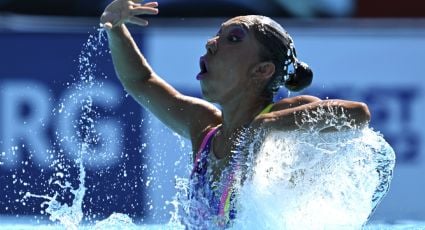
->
[227, 62, 252, 80]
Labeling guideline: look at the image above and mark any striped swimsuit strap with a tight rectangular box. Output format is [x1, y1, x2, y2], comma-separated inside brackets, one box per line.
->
[191, 103, 274, 221]
[218, 103, 274, 220]
[191, 125, 221, 176]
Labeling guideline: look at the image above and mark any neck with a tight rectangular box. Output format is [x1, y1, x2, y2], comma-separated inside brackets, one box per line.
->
[219, 94, 270, 137]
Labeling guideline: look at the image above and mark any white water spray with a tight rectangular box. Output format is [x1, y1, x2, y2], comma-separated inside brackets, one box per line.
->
[171, 105, 395, 229]
[232, 128, 394, 229]
[24, 157, 86, 230]
[229, 106, 395, 229]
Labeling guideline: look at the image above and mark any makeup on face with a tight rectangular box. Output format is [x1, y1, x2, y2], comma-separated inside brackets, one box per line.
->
[226, 26, 247, 42]
[217, 23, 249, 43]
[196, 23, 249, 81]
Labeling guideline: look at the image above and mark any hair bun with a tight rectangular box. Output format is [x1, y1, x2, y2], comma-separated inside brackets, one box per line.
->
[284, 61, 313, 92]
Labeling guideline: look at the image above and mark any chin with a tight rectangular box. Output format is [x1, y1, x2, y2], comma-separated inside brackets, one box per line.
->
[201, 91, 214, 102]
[200, 88, 218, 103]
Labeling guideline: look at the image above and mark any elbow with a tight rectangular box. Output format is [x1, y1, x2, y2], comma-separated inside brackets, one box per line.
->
[352, 102, 371, 126]
[359, 102, 371, 122]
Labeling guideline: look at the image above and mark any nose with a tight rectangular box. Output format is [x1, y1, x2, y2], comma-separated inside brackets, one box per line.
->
[205, 36, 218, 55]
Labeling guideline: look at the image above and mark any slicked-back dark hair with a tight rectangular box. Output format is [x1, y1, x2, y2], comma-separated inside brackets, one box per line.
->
[240, 15, 313, 99]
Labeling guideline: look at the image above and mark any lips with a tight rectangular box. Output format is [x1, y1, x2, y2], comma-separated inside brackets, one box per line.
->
[196, 56, 208, 80]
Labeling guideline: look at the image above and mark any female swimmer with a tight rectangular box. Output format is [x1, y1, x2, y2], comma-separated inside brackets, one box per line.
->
[100, 1, 370, 227]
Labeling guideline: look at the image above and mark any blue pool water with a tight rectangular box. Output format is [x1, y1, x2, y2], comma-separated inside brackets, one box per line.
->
[1, 217, 425, 230]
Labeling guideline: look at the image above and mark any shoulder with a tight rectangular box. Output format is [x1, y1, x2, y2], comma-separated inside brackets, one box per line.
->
[251, 95, 321, 129]
[270, 95, 321, 112]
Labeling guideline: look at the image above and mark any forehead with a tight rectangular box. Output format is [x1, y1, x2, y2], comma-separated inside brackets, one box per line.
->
[220, 16, 254, 30]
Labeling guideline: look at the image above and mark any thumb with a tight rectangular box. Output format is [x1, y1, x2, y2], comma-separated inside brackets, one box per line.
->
[102, 22, 113, 30]
[100, 11, 121, 29]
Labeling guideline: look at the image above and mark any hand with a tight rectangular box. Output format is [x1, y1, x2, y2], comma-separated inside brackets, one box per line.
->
[100, 0, 159, 30]
[251, 114, 272, 130]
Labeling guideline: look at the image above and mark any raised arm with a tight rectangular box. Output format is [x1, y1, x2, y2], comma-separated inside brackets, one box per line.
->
[100, 1, 221, 140]
[255, 96, 371, 132]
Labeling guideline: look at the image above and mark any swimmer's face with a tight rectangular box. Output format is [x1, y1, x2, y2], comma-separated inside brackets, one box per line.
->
[198, 16, 268, 103]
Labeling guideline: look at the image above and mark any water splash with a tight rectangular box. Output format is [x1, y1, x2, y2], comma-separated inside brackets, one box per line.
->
[23, 157, 86, 230]
[94, 213, 136, 230]
[233, 128, 395, 229]
[20, 28, 105, 228]
[170, 105, 395, 229]
[230, 106, 395, 229]
[21, 28, 138, 229]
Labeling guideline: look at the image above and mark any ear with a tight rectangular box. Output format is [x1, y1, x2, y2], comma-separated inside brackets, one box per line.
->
[253, 61, 275, 80]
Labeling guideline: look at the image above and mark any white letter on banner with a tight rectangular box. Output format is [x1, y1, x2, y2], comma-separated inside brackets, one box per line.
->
[0, 80, 52, 168]
[56, 82, 122, 169]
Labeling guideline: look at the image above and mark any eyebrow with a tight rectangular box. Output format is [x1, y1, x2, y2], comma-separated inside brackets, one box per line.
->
[229, 25, 249, 35]
[218, 23, 249, 35]
[235, 23, 250, 32]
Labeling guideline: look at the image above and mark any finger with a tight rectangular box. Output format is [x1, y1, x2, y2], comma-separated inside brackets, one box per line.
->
[130, 2, 158, 11]
[143, 2, 158, 7]
[100, 14, 115, 29]
[131, 1, 158, 6]
[103, 22, 113, 30]
[100, 11, 122, 28]
[130, 6, 159, 15]
[127, 16, 149, 26]
[129, 1, 143, 7]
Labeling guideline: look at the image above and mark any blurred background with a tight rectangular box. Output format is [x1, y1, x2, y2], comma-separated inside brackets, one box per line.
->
[1, 0, 425, 226]
[1, 0, 425, 17]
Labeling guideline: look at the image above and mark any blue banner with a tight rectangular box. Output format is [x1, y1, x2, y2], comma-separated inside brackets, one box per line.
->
[0, 29, 149, 221]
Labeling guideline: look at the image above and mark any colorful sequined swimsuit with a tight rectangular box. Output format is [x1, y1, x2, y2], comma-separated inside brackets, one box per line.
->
[189, 125, 234, 227]
[188, 104, 273, 228]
